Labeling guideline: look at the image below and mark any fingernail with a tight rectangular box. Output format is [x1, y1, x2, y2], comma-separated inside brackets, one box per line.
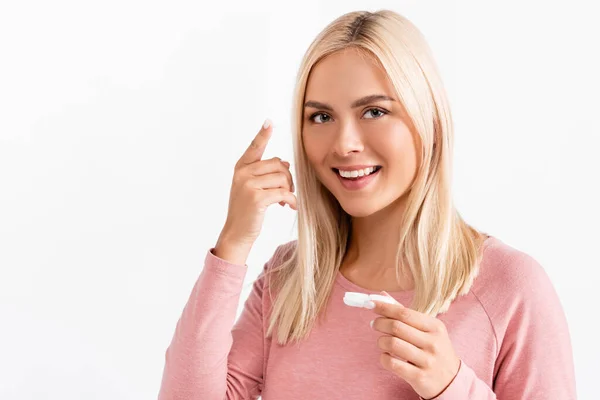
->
[263, 118, 271, 129]
[365, 301, 375, 309]
[370, 319, 374, 329]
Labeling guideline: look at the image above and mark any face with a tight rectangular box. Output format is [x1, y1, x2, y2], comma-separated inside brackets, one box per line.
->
[302, 48, 421, 218]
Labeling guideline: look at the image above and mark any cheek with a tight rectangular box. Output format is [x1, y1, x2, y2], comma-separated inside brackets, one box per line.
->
[302, 132, 327, 165]
[302, 133, 336, 185]
[379, 127, 418, 176]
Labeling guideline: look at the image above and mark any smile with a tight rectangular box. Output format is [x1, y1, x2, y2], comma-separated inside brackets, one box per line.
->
[332, 166, 382, 191]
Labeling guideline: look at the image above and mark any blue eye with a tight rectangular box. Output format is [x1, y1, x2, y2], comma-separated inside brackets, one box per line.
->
[308, 108, 388, 124]
[363, 108, 388, 119]
[310, 113, 331, 124]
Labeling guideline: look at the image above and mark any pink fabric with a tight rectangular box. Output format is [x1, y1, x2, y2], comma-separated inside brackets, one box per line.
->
[157, 235, 577, 399]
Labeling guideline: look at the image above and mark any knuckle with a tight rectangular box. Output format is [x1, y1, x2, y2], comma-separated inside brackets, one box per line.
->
[422, 355, 433, 369]
[391, 321, 403, 337]
[387, 356, 398, 371]
[428, 340, 439, 354]
[233, 169, 247, 181]
[389, 356, 402, 373]
[400, 308, 411, 320]
[287, 172, 294, 185]
[235, 159, 247, 171]
[390, 339, 403, 354]
[240, 178, 252, 190]
[436, 319, 447, 333]
[249, 139, 259, 150]
[236, 162, 249, 174]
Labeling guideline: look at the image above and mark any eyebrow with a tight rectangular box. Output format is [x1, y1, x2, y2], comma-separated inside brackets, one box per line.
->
[303, 94, 396, 111]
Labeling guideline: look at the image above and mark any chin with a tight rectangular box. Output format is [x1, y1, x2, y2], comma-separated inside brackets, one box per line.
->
[336, 192, 407, 219]
[338, 201, 383, 218]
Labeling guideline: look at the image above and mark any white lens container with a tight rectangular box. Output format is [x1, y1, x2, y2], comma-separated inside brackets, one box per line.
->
[343, 292, 397, 308]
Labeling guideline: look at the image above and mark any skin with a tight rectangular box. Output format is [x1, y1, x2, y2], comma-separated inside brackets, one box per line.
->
[302, 48, 460, 398]
[302, 47, 421, 291]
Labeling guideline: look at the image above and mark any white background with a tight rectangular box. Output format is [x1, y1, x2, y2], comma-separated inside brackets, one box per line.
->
[1, 1, 598, 399]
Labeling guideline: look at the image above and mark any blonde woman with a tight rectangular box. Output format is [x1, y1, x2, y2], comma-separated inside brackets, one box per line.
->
[158, 9, 576, 400]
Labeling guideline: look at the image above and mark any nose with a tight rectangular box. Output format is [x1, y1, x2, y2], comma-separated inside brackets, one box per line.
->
[331, 120, 364, 157]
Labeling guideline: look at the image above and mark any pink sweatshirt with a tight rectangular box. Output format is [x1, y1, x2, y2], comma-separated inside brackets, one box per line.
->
[157, 235, 577, 399]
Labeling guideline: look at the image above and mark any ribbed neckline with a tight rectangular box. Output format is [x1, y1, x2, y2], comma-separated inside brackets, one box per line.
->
[334, 234, 495, 297]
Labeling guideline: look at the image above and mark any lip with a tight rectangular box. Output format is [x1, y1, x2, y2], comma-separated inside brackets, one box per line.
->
[334, 167, 381, 191]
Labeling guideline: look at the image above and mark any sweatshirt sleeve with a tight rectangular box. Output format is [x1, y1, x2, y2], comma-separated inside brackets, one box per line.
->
[431, 251, 577, 399]
[157, 244, 284, 400]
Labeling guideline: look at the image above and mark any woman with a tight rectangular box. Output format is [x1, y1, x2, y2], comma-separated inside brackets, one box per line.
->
[158, 10, 576, 399]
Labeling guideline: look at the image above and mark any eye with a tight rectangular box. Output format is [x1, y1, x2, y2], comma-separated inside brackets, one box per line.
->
[308, 108, 388, 124]
[363, 108, 388, 119]
[309, 112, 332, 124]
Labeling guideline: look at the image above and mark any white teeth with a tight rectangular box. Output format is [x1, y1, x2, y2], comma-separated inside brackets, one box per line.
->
[337, 166, 378, 178]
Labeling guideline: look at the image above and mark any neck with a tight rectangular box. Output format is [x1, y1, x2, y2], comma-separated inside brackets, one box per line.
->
[341, 195, 414, 291]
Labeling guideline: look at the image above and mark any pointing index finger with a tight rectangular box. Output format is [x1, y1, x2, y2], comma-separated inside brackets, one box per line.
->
[240, 119, 273, 165]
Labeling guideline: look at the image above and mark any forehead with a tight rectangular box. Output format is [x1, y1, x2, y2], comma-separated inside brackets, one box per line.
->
[305, 48, 395, 102]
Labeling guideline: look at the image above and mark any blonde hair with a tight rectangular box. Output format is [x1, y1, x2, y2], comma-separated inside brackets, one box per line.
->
[264, 9, 488, 345]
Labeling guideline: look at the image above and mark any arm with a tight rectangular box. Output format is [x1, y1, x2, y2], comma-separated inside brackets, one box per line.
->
[157, 244, 283, 400]
[432, 252, 577, 399]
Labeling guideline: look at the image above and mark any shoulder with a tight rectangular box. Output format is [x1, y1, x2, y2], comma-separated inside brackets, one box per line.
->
[472, 236, 553, 299]
[470, 236, 564, 337]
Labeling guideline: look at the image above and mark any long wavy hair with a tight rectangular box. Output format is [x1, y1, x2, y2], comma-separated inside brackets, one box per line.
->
[264, 9, 488, 346]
